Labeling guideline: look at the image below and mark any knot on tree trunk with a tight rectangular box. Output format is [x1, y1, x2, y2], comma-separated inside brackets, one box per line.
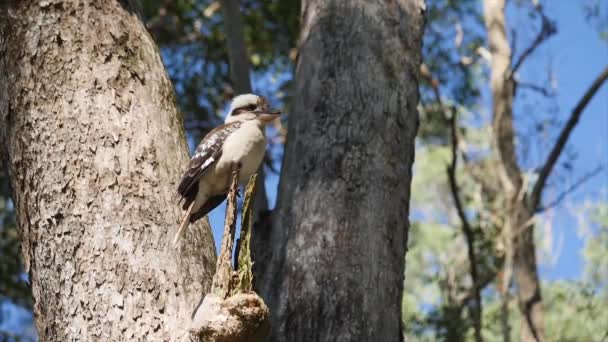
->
[189, 292, 269, 342]
[188, 170, 269, 341]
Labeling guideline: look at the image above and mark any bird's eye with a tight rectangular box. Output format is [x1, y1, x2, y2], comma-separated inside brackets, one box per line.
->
[231, 104, 257, 116]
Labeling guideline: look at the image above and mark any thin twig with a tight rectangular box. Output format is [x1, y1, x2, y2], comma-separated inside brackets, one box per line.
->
[529, 65, 608, 210]
[537, 165, 604, 212]
[510, 3, 556, 78]
[517, 82, 554, 97]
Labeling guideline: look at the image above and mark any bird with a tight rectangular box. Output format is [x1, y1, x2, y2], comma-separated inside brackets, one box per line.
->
[173, 94, 280, 245]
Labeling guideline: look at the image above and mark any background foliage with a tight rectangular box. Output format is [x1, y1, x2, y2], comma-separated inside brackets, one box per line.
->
[0, 0, 606, 340]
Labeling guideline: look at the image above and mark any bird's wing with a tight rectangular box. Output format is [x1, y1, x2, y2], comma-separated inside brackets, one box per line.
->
[175, 122, 242, 204]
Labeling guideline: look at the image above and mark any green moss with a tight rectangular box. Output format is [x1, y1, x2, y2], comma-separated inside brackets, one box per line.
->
[236, 174, 257, 293]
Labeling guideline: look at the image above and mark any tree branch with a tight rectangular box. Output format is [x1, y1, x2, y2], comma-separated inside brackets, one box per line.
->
[237, 174, 257, 291]
[446, 109, 483, 342]
[211, 166, 241, 298]
[420, 65, 484, 340]
[459, 268, 498, 305]
[536, 165, 604, 213]
[190, 171, 270, 341]
[517, 81, 554, 97]
[510, 3, 556, 78]
[529, 65, 608, 210]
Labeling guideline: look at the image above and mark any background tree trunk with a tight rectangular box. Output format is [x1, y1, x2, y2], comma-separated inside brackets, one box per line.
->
[0, 1, 216, 340]
[483, 0, 544, 340]
[252, 0, 425, 341]
[511, 203, 543, 342]
[220, 0, 269, 220]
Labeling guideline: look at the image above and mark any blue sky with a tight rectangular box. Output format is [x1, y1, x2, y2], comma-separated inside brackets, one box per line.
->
[1, 1, 606, 338]
[512, 2, 607, 280]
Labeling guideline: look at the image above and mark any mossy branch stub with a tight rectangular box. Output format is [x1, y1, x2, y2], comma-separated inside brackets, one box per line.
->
[211, 167, 240, 298]
[237, 174, 257, 293]
[210, 170, 258, 298]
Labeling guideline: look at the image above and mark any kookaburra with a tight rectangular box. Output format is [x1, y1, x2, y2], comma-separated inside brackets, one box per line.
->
[173, 94, 280, 245]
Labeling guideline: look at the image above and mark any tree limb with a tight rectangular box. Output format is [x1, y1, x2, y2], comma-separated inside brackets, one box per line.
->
[237, 174, 257, 291]
[510, 3, 556, 78]
[529, 65, 608, 210]
[420, 65, 484, 341]
[421, 63, 488, 341]
[517, 82, 554, 97]
[190, 172, 270, 341]
[446, 108, 483, 342]
[459, 269, 499, 305]
[211, 166, 241, 298]
[536, 165, 604, 213]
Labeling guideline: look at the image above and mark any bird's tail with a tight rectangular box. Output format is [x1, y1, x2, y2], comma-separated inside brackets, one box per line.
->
[173, 201, 195, 247]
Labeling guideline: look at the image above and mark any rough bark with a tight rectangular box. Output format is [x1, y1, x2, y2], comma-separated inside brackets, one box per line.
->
[252, 0, 425, 341]
[483, 1, 544, 341]
[0, 1, 216, 340]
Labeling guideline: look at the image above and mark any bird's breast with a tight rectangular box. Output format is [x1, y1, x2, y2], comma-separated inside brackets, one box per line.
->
[215, 122, 266, 184]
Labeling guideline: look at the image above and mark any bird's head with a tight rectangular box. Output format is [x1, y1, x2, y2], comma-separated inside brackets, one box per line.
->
[224, 94, 281, 124]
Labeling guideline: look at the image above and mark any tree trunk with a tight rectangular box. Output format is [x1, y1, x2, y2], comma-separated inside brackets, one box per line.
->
[220, 0, 269, 220]
[252, 0, 425, 341]
[482, 0, 544, 340]
[0, 1, 216, 340]
[512, 202, 543, 342]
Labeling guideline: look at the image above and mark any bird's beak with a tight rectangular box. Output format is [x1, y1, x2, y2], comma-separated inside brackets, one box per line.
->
[256, 109, 281, 122]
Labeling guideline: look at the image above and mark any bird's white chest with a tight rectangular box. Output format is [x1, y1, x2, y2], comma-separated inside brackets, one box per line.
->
[216, 121, 266, 182]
